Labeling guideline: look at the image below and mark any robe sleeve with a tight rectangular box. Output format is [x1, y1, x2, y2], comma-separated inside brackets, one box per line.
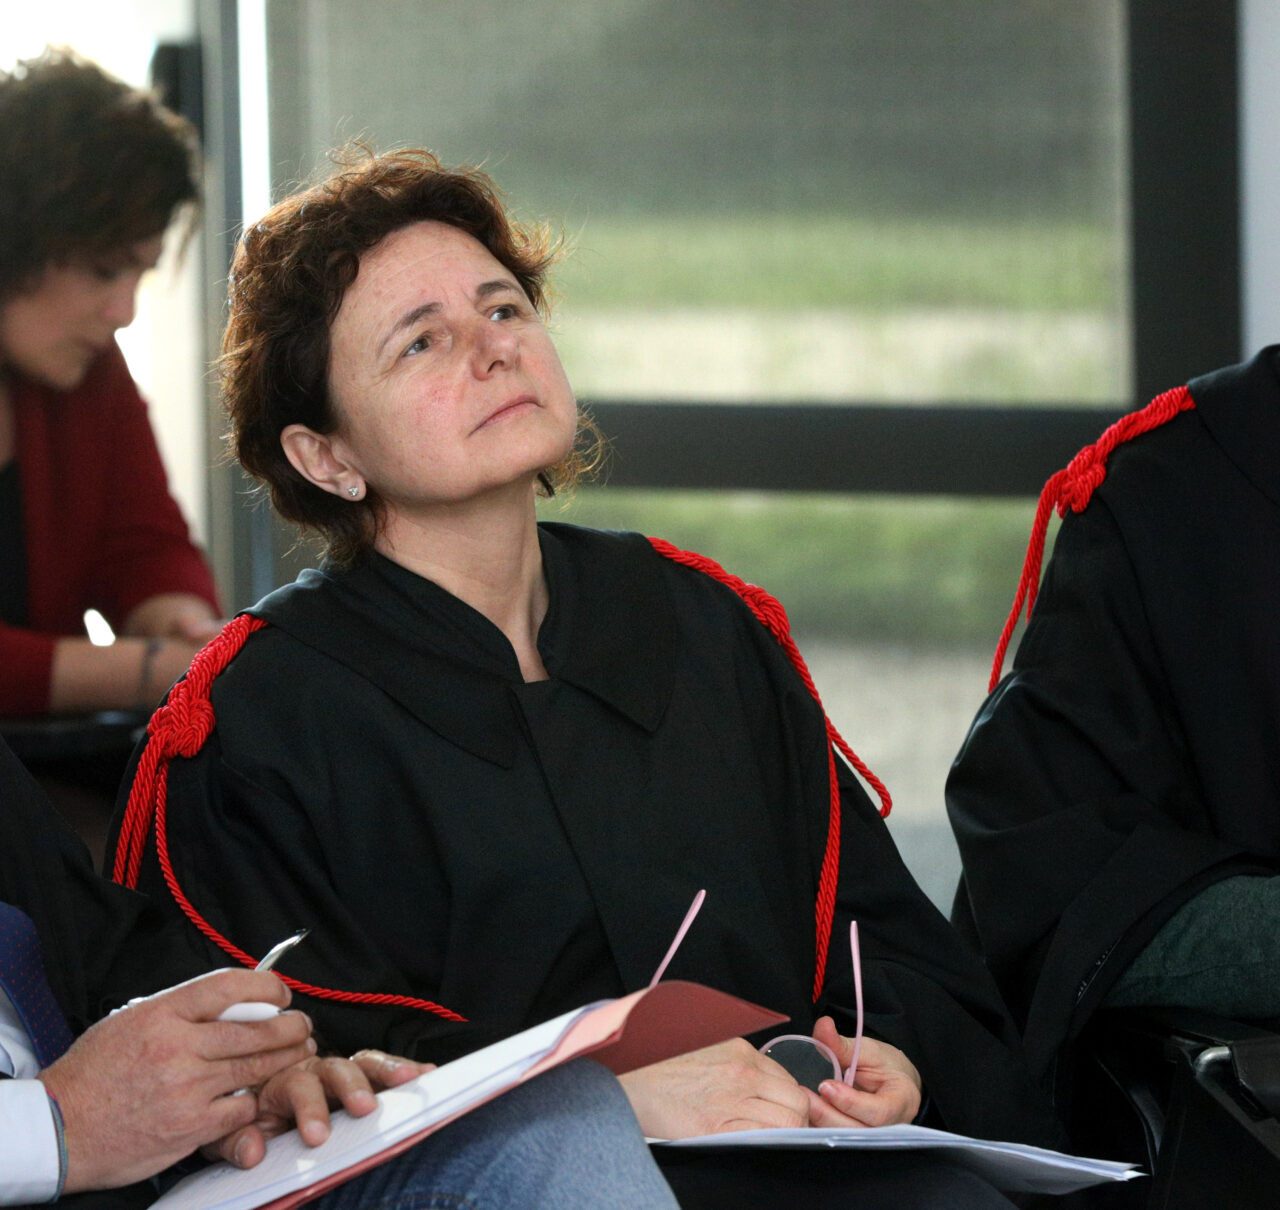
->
[0, 737, 206, 1032]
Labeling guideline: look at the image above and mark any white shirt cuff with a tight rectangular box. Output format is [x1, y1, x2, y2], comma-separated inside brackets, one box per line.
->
[0, 1081, 62, 1203]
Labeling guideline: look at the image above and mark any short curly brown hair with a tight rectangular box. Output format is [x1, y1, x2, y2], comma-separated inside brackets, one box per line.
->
[0, 48, 199, 303]
[221, 146, 601, 566]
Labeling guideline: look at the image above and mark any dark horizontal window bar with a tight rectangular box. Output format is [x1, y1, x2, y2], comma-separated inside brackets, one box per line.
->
[585, 402, 1125, 497]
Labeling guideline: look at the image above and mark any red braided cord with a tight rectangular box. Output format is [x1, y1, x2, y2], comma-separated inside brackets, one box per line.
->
[110, 612, 466, 1023]
[647, 536, 892, 1002]
[113, 614, 269, 887]
[988, 385, 1195, 692]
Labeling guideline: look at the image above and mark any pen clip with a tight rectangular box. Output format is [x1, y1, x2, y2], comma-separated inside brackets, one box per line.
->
[255, 928, 310, 973]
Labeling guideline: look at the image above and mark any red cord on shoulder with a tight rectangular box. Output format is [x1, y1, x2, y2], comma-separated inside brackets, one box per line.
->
[988, 385, 1196, 693]
[110, 613, 465, 1024]
[113, 613, 267, 889]
[647, 536, 892, 1003]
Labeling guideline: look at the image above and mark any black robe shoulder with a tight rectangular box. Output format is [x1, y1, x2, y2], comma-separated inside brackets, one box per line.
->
[948, 346, 1280, 1086]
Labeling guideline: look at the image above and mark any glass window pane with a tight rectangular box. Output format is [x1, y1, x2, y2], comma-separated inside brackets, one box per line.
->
[267, 0, 1129, 406]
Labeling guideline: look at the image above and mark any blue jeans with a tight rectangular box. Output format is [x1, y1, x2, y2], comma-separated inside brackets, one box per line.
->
[312, 1059, 678, 1210]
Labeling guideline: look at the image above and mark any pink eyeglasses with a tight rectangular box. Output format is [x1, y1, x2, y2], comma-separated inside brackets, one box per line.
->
[758, 921, 863, 1092]
[652, 891, 864, 1094]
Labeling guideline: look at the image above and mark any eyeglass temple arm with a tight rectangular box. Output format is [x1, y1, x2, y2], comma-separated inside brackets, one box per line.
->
[647, 896, 863, 1089]
[843, 920, 863, 1084]
[648, 888, 707, 988]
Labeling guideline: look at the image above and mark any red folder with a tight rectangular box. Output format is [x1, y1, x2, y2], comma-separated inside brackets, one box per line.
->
[154, 981, 786, 1210]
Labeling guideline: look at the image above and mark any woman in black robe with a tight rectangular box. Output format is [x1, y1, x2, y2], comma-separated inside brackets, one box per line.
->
[110, 147, 1064, 1207]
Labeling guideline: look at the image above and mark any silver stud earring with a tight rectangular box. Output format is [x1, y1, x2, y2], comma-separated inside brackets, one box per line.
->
[347, 486, 360, 499]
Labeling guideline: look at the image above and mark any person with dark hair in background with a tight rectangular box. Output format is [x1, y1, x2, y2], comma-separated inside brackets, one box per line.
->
[0, 48, 221, 722]
[113, 146, 1067, 1209]
[948, 347, 1280, 1113]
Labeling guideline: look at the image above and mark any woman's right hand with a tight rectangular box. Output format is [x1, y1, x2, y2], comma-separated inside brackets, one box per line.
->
[618, 1038, 809, 1139]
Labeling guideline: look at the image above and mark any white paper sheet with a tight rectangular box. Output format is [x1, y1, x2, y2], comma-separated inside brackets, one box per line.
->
[655, 1125, 1143, 1194]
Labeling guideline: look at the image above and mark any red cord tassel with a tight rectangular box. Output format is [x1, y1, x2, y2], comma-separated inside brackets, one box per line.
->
[988, 385, 1195, 693]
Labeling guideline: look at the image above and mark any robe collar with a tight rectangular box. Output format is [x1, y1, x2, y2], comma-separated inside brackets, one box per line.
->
[248, 523, 676, 767]
[1188, 344, 1280, 511]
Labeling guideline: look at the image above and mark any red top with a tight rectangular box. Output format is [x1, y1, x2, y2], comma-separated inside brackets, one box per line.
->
[2, 344, 219, 716]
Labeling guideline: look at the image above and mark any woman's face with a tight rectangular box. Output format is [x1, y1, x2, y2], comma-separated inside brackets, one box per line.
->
[0, 235, 164, 390]
[324, 220, 577, 513]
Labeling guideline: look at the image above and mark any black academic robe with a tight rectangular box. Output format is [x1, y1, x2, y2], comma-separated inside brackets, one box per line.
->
[121, 523, 1062, 1148]
[948, 346, 1280, 1089]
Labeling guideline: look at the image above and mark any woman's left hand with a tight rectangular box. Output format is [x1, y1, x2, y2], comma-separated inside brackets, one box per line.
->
[209, 1049, 433, 1169]
[804, 1015, 922, 1128]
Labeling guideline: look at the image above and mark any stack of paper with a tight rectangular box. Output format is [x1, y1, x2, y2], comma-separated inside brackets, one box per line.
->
[658, 1125, 1142, 1195]
[152, 980, 1140, 1207]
